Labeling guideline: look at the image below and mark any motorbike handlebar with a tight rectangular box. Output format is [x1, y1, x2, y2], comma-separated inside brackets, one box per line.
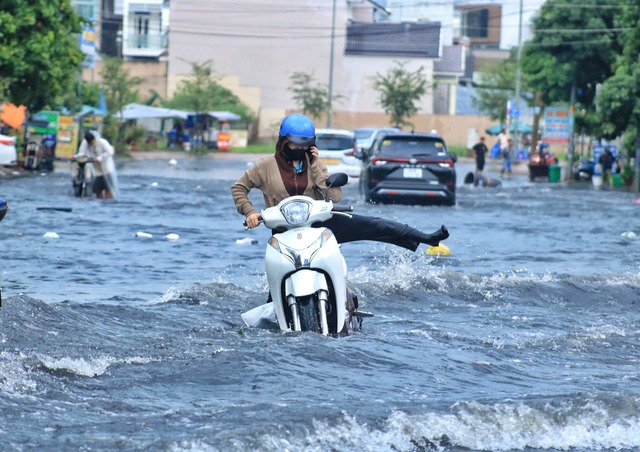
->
[243, 215, 264, 229]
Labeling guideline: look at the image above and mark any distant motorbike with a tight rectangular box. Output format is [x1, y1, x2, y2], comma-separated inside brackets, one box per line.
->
[0, 198, 7, 222]
[70, 156, 95, 197]
[573, 159, 594, 182]
[241, 173, 371, 336]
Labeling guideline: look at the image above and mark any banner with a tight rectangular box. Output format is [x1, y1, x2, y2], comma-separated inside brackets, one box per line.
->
[543, 107, 573, 144]
[30, 111, 59, 135]
[79, 25, 97, 69]
[56, 116, 79, 158]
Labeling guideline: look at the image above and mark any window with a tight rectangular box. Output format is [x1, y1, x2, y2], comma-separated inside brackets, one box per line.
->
[462, 8, 489, 38]
[315, 135, 355, 151]
[378, 137, 447, 158]
[134, 12, 150, 48]
[72, 0, 98, 21]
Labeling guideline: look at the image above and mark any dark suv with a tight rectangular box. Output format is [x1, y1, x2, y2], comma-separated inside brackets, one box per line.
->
[356, 131, 457, 206]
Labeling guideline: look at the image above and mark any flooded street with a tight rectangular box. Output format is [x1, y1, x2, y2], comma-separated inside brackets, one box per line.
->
[1, 154, 639, 451]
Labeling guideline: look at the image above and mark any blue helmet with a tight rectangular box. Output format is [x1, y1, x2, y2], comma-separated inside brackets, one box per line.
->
[279, 114, 316, 146]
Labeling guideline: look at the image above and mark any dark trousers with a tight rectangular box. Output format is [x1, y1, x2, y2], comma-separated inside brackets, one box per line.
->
[316, 214, 425, 251]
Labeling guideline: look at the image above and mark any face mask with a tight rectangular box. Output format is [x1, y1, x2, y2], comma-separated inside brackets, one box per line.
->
[283, 145, 307, 161]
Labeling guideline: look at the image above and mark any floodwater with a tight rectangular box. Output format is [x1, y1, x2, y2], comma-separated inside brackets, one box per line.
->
[1, 155, 639, 451]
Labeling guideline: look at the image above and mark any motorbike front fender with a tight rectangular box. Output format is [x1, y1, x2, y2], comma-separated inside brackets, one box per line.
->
[285, 270, 329, 298]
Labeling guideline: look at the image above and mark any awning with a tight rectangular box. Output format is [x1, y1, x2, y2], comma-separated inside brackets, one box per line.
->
[115, 103, 190, 120]
[207, 111, 241, 121]
[75, 104, 107, 119]
[485, 123, 532, 136]
[115, 104, 241, 122]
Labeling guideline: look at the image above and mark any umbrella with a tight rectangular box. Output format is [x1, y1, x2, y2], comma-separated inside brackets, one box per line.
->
[485, 123, 532, 136]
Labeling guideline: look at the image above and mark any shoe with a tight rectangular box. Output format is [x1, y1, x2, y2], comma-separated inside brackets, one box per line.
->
[423, 225, 449, 247]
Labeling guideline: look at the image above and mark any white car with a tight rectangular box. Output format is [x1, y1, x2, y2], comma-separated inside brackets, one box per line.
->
[315, 128, 361, 179]
[0, 134, 18, 166]
[354, 126, 401, 152]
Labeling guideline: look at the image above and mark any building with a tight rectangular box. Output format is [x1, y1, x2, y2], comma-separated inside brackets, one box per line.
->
[167, 0, 445, 139]
[77, 0, 170, 104]
[80, 0, 549, 145]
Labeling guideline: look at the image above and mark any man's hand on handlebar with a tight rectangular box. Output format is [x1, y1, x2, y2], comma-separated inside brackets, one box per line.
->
[245, 212, 262, 229]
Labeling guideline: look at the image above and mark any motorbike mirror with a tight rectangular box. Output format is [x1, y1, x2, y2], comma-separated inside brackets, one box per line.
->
[326, 173, 348, 188]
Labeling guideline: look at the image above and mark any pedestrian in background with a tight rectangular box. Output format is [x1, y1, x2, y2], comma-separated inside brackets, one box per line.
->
[598, 147, 615, 190]
[497, 128, 509, 156]
[500, 137, 515, 179]
[76, 131, 119, 199]
[471, 136, 488, 174]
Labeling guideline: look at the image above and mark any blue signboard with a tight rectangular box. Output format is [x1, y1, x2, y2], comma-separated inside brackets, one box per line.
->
[79, 25, 96, 69]
[544, 107, 573, 145]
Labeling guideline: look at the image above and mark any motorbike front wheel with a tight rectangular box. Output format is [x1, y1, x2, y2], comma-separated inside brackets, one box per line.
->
[297, 296, 321, 333]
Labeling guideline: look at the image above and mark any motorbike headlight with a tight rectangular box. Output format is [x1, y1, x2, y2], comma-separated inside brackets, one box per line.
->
[280, 200, 311, 225]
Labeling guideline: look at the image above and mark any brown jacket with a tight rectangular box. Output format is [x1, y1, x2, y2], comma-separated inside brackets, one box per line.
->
[231, 154, 342, 218]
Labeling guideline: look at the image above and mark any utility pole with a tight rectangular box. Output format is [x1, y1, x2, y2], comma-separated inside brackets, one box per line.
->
[530, 91, 542, 156]
[327, 0, 336, 128]
[634, 134, 640, 192]
[566, 82, 576, 182]
[513, 0, 524, 150]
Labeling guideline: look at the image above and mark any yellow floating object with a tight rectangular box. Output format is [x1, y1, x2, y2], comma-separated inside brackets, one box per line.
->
[426, 244, 451, 256]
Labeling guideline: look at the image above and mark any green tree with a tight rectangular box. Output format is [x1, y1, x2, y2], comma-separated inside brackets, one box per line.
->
[288, 72, 330, 120]
[60, 82, 101, 116]
[0, 0, 86, 111]
[473, 52, 518, 123]
[596, 4, 640, 152]
[99, 56, 143, 150]
[168, 60, 253, 119]
[372, 61, 428, 129]
[521, 0, 623, 133]
[167, 60, 254, 150]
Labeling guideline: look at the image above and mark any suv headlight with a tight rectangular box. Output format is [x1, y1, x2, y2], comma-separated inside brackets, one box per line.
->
[280, 199, 311, 225]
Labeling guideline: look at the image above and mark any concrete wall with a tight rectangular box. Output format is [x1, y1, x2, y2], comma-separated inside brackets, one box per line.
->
[82, 59, 168, 102]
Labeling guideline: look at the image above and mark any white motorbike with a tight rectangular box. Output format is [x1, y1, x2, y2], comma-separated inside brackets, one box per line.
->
[241, 173, 371, 335]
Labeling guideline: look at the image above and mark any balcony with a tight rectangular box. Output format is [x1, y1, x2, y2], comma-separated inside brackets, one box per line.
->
[123, 31, 168, 58]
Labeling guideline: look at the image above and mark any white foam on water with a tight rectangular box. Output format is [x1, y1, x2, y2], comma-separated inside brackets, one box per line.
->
[239, 400, 640, 451]
[37, 355, 115, 377]
[0, 351, 38, 394]
[148, 286, 183, 304]
[351, 253, 640, 296]
[35, 354, 155, 378]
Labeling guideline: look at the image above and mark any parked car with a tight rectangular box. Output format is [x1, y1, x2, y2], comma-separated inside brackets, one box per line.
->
[314, 128, 361, 179]
[354, 126, 400, 152]
[0, 134, 18, 166]
[356, 131, 457, 206]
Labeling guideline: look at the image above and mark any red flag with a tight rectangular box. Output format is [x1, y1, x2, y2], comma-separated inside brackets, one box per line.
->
[1, 103, 27, 129]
